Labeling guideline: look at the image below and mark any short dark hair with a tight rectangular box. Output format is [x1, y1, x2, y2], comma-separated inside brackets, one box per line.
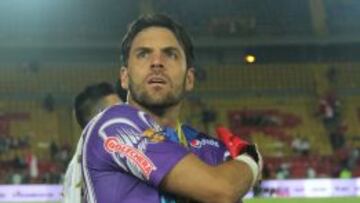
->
[74, 82, 117, 129]
[120, 14, 195, 68]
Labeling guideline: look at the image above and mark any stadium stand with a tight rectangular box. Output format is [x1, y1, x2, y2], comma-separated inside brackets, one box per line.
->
[1, 60, 360, 183]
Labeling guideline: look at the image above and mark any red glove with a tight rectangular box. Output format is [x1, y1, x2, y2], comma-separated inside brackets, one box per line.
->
[216, 126, 249, 158]
[216, 126, 263, 186]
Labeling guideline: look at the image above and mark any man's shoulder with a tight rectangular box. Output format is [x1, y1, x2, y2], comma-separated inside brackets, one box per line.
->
[103, 104, 137, 116]
[82, 104, 137, 140]
[87, 104, 161, 138]
[94, 104, 144, 125]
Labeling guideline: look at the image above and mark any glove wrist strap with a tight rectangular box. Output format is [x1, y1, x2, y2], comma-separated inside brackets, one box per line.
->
[235, 154, 259, 186]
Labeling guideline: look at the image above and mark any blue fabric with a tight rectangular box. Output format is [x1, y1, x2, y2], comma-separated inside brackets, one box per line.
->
[159, 127, 182, 203]
[181, 124, 200, 141]
[163, 127, 180, 143]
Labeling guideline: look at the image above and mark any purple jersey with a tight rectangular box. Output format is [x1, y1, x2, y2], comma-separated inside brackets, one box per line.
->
[81, 104, 228, 203]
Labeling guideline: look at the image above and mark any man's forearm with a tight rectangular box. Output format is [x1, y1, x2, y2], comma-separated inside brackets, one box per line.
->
[161, 154, 255, 203]
[211, 159, 254, 202]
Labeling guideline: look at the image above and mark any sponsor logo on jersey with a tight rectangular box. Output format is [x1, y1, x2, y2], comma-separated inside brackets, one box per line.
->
[190, 139, 201, 148]
[143, 128, 165, 143]
[104, 136, 156, 179]
[190, 138, 220, 148]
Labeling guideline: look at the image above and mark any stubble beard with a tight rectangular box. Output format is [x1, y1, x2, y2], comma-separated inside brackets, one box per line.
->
[128, 76, 186, 116]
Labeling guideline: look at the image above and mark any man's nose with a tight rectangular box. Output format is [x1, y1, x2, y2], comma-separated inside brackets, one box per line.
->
[150, 53, 164, 69]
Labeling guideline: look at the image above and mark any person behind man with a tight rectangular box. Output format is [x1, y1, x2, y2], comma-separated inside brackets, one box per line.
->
[62, 82, 122, 203]
[74, 82, 122, 128]
[81, 14, 262, 203]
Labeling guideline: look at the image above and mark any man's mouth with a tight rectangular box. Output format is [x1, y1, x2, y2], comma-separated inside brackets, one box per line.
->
[147, 77, 167, 85]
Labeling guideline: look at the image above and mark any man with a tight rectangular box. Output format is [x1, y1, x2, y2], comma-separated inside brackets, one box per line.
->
[74, 82, 123, 129]
[62, 82, 122, 203]
[81, 14, 262, 203]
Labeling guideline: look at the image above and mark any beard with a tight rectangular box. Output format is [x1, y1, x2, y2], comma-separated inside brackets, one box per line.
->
[128, 75, 187, 116]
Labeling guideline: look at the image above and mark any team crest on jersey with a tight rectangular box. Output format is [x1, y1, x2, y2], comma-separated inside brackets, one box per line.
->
[143, 128, 165, 143]
[104, 136, 156, 179]
[190, 138, 220, 149]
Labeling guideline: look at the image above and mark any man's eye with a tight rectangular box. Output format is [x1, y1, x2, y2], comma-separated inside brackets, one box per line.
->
[137, 51, 149, 59]
[166, 51, 178, 59]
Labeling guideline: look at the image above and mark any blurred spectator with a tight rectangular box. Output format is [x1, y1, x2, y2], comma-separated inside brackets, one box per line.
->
[50, 140, 59, 160]
[291, 136, 310, 156]
[10, 169, 24, 184]
[300, 138, 310, 156]
[317, 91, 341, 129]
[0, 134, 8, 158]
[326, 66, 338, 84]
[57, 143, 71, 164]
[329, 123, 347, 151]
[339, 167, 352, 179]
[25, 148, 39, 182]
[18, 135, 29, 149]
[291, 136, 302, 154]
[306, 166, 317, 179]
[9, 136, 19, 150]
[12, 154, 26, 169]
[347, 148, 360, 170]
[318, 99, 335, 125]
[276, 163, 290, 179]
[43, 93, 55, 112]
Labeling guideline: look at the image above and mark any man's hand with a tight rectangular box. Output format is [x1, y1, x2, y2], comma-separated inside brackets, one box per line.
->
[216, 127, 263, 186]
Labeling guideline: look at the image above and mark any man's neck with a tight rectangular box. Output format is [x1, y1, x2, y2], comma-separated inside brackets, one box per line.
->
[129, 99, 182, 128]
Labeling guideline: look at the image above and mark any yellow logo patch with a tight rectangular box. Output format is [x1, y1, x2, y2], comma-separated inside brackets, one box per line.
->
[143, 129, 165, 142]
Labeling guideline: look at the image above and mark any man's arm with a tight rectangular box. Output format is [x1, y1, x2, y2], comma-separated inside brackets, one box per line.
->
[92, 105, 259, 202]
[161, 153, 254, 203]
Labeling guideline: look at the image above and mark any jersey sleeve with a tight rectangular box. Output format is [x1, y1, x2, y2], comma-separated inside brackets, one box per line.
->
[182, 125, 231, 165]
[94, 105, 190, 187]
[189, 135, 231, 165]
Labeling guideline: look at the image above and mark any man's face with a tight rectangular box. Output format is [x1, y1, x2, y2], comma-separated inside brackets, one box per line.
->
[90, 94, 121, 118]
[121, 27, 194, 109]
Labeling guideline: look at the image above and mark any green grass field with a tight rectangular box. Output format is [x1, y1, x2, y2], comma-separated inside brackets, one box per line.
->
[244, 197, 360, 203]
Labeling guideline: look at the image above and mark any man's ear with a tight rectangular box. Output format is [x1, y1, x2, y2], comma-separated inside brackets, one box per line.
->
[120, 66, 129, 90]
[185, 67, 195, 91]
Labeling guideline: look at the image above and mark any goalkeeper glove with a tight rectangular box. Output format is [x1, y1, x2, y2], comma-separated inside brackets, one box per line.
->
[216, 126, 263, 186]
